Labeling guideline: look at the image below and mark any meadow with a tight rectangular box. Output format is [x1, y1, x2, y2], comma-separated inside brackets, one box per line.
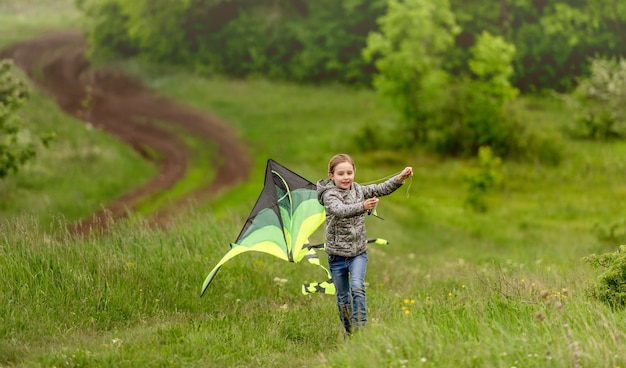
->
[2, 1, 626, 367]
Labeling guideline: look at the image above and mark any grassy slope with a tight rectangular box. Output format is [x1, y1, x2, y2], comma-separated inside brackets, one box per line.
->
[0, 1, 156, 225]
[3, 3, 626, 367]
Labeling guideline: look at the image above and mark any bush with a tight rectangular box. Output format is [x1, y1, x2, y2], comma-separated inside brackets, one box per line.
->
[78, 0, 138, 60]
[429, 77, 520, 158]
[563, 57, 626, 140]
[0, 60, 53, 179]
[584, 245, 626, 309]
[463, 146, 502, 212]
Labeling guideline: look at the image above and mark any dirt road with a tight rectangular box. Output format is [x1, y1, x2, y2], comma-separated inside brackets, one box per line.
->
[1, 30, 251, 233]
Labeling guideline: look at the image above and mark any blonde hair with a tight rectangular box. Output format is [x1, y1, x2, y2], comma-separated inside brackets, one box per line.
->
[328, 154, 355, 174]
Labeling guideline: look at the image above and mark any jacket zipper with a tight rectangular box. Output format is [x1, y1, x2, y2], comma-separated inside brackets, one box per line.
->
[349, 189, 358, 256]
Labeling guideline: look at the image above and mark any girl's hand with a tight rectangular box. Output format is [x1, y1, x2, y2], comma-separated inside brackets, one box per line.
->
[364, 197, 378, 211]
[398, 167, 413, 182]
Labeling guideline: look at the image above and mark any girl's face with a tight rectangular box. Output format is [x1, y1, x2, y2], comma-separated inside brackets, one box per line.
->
[330, 161, 354, 190]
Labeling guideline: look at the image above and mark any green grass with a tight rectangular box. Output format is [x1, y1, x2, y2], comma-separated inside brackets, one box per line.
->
[4, 2, 626, 367]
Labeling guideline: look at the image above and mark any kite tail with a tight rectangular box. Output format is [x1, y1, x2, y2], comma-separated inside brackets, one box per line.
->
[301, 248, 336, 295]
[300, 239, 388, 295]
[302, 279, 336, 295]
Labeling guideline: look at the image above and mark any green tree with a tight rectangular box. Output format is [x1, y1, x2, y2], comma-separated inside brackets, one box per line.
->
[0, 60, 52, 179]
[432, 32, 523, 157]
[363, 0, 460, 143]
[468, 31, 518, 103]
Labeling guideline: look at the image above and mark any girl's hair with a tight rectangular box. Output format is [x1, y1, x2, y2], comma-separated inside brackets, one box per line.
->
[328, 154, 355, 174]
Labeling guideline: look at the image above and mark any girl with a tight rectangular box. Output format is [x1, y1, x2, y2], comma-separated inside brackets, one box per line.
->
[317, 153, 413, 335]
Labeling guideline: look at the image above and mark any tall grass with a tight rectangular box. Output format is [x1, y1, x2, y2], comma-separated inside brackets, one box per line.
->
[0, 212, 338, 367]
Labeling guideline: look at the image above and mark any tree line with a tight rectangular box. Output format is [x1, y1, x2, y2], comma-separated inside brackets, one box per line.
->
[76, 0, 626, 92]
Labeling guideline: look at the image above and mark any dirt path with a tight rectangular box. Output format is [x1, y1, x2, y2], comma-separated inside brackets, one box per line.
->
[0, 29, 251, 233]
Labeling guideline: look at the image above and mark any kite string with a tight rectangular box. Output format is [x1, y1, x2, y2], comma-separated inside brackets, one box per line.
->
[361, 171, 412, 198]
[404, 176, 412, 198]
[361, 171, 401, 185]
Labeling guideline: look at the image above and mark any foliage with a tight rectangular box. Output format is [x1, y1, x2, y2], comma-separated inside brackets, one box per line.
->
[430, 32, 523, 158]
[533, 1, 626, 90]
[451, 0, 626, 92]
[365, 21, 557, 163]
[468, 31, 518, 104]
[282, 0, 388, 85]
[75, 0, 626, 92]
[351, 123, 398, 153]
[76, 0, 138, 59]
[463, 146, 502, 212]
[430, 78, 521, 158]
[0, 60, 53, 179]
[363, 0, 460, 143]
[76, 0, 626, 92]
[77, 0, 386, 86]
[584, 245, 626, 309]
[563, 57, 626, 140]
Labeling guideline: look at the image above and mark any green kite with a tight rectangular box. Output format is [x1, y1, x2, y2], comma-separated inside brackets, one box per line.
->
[201, 159, 329, 296]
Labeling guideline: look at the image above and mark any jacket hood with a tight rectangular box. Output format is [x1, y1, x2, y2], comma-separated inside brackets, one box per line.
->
[316, 178, 337, 204]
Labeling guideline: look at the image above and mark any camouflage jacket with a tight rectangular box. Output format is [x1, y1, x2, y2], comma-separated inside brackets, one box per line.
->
[316, 177, 404, 257]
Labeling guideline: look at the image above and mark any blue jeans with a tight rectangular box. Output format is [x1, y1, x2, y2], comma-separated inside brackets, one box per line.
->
[328, 252, 368, 333]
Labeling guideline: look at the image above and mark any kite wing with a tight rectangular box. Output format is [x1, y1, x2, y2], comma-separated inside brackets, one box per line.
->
[201, 159, 326, 296]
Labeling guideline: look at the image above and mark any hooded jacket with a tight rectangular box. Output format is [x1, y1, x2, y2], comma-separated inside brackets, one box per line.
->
[316, 177, 404, 257]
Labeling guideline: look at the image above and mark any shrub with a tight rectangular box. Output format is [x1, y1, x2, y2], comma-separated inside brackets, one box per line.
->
[584, 245, 626, 309]
[429, 77, 521, 158]
[429, 32, 521, 158]
[78, 0, 138, 60]
[463, 146, 502, 212]
[563, 57, 626, 140]
[0, 60, 53, 179]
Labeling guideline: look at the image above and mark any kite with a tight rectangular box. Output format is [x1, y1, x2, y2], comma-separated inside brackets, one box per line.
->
[200, 159, 388, 297]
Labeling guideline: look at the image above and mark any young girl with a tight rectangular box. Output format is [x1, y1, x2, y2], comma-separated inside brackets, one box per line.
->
[316, 153, 413, 335]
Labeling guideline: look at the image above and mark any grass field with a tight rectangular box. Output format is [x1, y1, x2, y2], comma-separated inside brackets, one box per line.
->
[2, 1, 626, 367]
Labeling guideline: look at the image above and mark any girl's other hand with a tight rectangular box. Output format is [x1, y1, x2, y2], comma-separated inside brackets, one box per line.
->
[398, 167, 413, 181]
